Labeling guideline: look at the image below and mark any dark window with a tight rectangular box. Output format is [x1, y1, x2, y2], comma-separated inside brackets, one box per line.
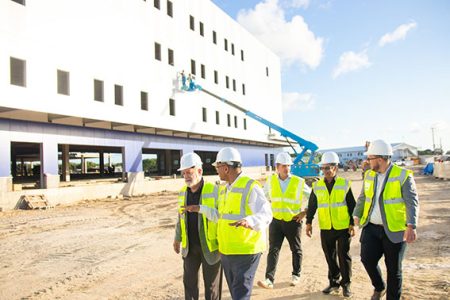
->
[225, 76, 229, 89]
[154, 42, 161, 61]
[266, 66, 269, 77]
[11, 0, 25, 5]
[168, 48, 174, 66]
[227, 114, 231, 127]
[232, 79, 236, 92]
[215, 111, 220, 125]
[169, 98, 175, 116]
[114, 84, 123, 106]
[241, 50, 244, 61]
[201, 64, 206, 79]
[141, 91, 148, 111]
[231, 43, 235, 55]
[214, 70, 218, 84]
[224, 39, 228, 51]
[10, 57, 26, 87]
[154, 0, 160, 9]
[244, 118, 247, 130]
[167, 0, 173, 17]
[199, 22, 204, 36]
[57, 70, 70, 95]
[212, 31, 217, 44]
[202, 107, 207, 122]
[242, 83, 246, 95]
[191, 59, 196, 75]
[189, 15, 195, 31]
[94, 79, 104, 102]
[234, 116, 238, 128]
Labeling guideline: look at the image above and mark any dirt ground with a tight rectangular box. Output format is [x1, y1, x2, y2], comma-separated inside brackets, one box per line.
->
[0, 168, 449, 300]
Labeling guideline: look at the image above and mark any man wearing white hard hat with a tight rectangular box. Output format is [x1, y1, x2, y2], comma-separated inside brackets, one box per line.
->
[184, 147, 272, 300]
[353, 140, 419, 300]
[257, 152, 311, 290]
[305, 151, 356, 297]
[173, 152, 221, 300]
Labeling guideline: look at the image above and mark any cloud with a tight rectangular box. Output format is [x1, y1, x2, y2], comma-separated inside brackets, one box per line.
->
[409, 122, 422, 133]
[237, 0, 324, 69]
[282, 92, 316, 111]
[286, 0, 310, 9]
[379, 22, 417, 47]
[332, 50, 371, 79]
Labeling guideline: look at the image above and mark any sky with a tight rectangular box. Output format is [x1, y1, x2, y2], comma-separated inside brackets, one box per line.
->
[211, 0, 450, 152]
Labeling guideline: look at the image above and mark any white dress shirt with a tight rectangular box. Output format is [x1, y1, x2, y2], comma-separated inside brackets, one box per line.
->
[263, 173, 311, 210]
[369, 169, 387, 225]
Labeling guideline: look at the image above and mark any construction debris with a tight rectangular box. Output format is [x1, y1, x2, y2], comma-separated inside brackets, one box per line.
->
[19, 195, 52, 210]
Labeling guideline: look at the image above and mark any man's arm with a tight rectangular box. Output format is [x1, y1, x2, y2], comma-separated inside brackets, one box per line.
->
[352, 184, 366, 225]
[173, 214, 181, 253]
[346, 187, 356, 226]
[403, 174, 419, 243]
[244, 185, 273, 231]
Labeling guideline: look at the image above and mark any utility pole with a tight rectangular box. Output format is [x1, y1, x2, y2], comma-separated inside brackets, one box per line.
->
[431, 127, 436, 151]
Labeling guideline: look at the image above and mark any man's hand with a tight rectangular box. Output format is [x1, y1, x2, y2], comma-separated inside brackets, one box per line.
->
[348, 225, 355, 237]
[404, 225, 417, 243]
[292, 211, 306, 223]
[183, 205, 200, 213]
[229, 219, 253, 229]
[173, 240, 181, 254]
[353, 216, 360, 226]
[305, 223, 313, 237]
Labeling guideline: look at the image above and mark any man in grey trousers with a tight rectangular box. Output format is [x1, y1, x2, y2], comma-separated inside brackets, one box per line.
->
[353, 140, 419, 300]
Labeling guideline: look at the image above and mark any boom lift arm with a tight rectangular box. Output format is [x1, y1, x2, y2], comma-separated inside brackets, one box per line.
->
[201, 88, 320, 178]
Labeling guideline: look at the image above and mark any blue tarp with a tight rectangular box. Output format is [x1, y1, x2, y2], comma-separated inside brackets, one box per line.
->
[423, 163, 434, 175]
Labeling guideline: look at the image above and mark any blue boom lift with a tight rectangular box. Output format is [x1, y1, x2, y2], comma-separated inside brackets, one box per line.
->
[201, 88, 320, 179]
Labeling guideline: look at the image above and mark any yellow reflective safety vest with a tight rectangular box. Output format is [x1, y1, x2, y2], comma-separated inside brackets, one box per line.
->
[360, 165, 412, 232]
[217, 176, 266, 255]
[178, 182, 219, 252]
[268, 174, 305, 221]
[312, 177, 351, 230]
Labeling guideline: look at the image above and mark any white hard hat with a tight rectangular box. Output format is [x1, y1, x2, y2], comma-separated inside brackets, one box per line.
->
[275, 152, 293, 165]
[365, 139, 393, 156]
[320, 151, 340, 165]
[178, 152, 203, 171]
[212, 147, 242, 166]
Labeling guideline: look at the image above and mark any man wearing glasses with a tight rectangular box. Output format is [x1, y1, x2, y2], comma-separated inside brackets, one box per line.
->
[184, 147, 272, 300]
[305, 151, 356, 298]
[353, 140, 419, 300]
[174, 152, 221, 300]
[257, 152, 311, 289]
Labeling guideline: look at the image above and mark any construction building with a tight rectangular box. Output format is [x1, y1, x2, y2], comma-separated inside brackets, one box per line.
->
[0, 0, 286, 208]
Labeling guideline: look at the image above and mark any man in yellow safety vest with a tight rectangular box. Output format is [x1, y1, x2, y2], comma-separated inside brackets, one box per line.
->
[305, 151, 356, 297]
[173, 152, 221, 300]
[257, 152, 311, 289]
[184, 147, 273, 300]
[353, 140, 419, 300]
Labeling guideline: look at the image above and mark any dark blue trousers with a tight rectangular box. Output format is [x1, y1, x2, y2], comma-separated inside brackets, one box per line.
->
[221, 253, 261, 300]
[360, 223, 407, 300]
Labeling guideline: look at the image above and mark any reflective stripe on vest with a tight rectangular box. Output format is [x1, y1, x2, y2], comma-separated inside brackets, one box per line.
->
[269, 174, 305, 221]
[217, 176, 266, 255]
[312, 177, 351, 230]
[360, 165, 412, 232]
[178, 182, 219, 252]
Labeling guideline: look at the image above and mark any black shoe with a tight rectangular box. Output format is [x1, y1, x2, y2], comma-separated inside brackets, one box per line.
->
[343, 285, 352, 297]
[370, 289, 386, 300]
[322, 284, 340, 294]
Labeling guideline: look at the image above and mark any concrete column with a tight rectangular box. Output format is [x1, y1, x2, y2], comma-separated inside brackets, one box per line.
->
[165, 149, 172, 176]
[0, 139, 12, 192]
[61, 144, 70, 182]
[99, 150, 104, 176]
[40, 141, 60, 189]
[81, 156, 86, 174]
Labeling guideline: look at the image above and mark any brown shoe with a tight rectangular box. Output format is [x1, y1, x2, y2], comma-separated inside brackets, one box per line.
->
[370, 289, 386, 300]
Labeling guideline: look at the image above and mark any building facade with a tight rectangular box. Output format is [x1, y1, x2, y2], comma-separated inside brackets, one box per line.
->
[0, 0, 286, 194]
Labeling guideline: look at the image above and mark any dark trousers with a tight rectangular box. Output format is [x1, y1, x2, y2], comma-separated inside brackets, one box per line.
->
[183, 244, 221, 300]
[265, 218, 302, 282]
[320, 228, 352, 287]
[221, 253, 261, 300]
[360, 223, 407, 300]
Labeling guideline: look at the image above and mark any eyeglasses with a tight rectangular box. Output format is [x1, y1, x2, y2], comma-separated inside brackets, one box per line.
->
[320, 166, 333, 171]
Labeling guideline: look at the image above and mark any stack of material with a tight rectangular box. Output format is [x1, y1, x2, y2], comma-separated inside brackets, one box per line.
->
[20, 195, 52, 210]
